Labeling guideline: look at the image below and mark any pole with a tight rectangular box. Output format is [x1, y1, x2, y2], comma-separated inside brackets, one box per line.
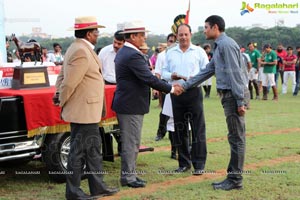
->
[0, 0, 7, 64]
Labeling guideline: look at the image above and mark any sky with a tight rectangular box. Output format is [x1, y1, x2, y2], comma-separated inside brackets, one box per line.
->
[2, 0, 300, 37]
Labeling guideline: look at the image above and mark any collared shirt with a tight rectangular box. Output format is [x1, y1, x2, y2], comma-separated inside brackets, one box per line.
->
[162, 43, 209, 85]
[283, 54, 297, 71]
[81, 38, 95, 50]
[98, 44, 117, 83]
[248, 49, 261, 69]
[124, 41, 140, 52]
[154, 50, 166, 76]
[183, 33, 247, 107]
[263, 50, 277, 74]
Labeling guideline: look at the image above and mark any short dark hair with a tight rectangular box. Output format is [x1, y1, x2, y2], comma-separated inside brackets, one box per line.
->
[53, 43, 61, 48]
[114, 30, 125, 41]
[205, 15, 225, 32]
[177, 24, 192, 33]
[167, 33, 176, 41]
[75, 28, 96, 38]
[203, 43, 211, 50]
[287, 46, 293, 50]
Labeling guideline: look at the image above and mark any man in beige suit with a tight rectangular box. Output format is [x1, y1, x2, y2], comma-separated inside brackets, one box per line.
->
[55, 16, 118, 200]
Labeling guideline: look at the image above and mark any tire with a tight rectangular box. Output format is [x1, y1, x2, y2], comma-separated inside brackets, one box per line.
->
[42, 132, 71, 183]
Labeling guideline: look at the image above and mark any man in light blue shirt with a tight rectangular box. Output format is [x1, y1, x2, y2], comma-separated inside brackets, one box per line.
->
[180, 15, 248, 191]
[162, 23, 209, 175]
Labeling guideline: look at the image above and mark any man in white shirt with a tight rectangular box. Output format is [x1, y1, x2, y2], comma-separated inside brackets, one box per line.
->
[98, 30, 125, 155]
[98, 30, 125, 84]
[162, 24, 209, 175]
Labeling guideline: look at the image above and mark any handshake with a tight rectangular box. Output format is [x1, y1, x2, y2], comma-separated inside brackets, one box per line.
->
[171, 72, 186, 96]
[172, 83, 184, 96]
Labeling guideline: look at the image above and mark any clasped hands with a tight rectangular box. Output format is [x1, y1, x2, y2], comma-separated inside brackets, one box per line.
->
[172, 83, 184, 95]
[171, 72, 186, 96]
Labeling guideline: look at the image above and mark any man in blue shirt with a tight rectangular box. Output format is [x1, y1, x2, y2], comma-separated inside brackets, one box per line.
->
[179, 15, 248, 190]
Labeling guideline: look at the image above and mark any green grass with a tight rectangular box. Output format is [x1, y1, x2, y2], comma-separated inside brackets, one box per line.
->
[0, 79, 300, 200]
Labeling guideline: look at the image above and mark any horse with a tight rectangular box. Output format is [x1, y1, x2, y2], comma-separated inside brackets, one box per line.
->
[10, 34, 43, 65]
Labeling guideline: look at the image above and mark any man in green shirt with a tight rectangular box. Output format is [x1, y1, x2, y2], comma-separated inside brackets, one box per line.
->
[247, 42, 261, 99]
[261, 44, 278, 100]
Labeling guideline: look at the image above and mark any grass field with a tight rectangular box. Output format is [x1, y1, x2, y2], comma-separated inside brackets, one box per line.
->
[0, 79, 299, 200]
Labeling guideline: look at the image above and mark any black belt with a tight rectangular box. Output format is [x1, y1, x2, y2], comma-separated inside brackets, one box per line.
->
[217, 89, 231, 94]
[105, 80, 116, 85]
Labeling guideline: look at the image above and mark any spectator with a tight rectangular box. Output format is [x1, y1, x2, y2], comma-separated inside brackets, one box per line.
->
[261, 44, 278, 100]
[293, 46, 300, 96]
[275, 44, 287, 86]
[48, 43, 64, 65]
[247, 42, 261, 100]
[282, 46, 297, 94]
[98, 30, 125, 155]
[202, 43, 213, 98]
[153, 33, 178, 159]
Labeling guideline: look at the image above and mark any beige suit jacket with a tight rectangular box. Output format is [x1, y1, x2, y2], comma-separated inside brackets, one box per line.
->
[57, 39, 105, 123]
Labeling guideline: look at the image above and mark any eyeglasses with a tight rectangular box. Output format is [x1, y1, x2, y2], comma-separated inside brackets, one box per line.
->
[91, 30, 99, 36]
[168, 40, 175, 43]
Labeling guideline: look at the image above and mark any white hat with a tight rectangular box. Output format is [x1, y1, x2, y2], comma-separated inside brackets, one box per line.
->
[120, 20, 150, 34]
[139, 43, 150, 50]
[69, 16, 105, 30]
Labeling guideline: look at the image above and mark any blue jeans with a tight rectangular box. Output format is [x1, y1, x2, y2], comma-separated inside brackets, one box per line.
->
[220, 90, 246, 184]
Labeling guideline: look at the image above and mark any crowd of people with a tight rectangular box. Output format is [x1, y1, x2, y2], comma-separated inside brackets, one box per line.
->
[2, 13, 299, 200]
[243, 42, 300, 98]
[52, 14, 251, 200]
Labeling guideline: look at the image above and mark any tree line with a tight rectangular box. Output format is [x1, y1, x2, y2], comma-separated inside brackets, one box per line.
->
[7, 26, 300, 55]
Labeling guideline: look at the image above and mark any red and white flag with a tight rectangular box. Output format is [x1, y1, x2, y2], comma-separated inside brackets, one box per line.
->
[185, 0, 190, 24]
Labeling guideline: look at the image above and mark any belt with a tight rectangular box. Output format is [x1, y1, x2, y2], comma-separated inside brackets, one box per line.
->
[105, 80, 116, 85]
[217, 89, 231, 94]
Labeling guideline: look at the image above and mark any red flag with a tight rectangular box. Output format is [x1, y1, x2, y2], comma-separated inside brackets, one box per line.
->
[185, 0, 190, 24]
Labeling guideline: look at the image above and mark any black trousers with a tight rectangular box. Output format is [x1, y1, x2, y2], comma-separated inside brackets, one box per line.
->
[219, 90, 246, 184]
[66, 123, 107, 199]
[156, 92, 169, 138]
[171, 87, 207, 170]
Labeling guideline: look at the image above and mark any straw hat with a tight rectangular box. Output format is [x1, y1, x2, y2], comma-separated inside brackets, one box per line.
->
[121, 20, 150, 34]
[69, 16, 105, 30]
[139, 43, 150, 50]
[158, 43, 167, 49]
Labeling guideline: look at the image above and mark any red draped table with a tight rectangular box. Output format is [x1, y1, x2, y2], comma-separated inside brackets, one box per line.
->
[0, 85, 117, 137]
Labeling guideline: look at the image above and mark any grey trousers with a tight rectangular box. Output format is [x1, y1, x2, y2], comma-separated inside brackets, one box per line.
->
[117, 114, 144, 184]
[220, 91, 246, 184]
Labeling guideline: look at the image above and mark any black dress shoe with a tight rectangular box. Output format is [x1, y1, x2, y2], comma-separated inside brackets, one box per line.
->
[192, 169, 204, 176]
[174, 166, 191, 173]
[122, 180, 146, 188]
[212, 179, 227, 186]
[92, 187, 119, 199]
[213, 179, 243, 191]
[66, 193, 92, 200]
[155, 135, 164, 141]
[171, 152, 177, 159]
[136, 177, 147, 184]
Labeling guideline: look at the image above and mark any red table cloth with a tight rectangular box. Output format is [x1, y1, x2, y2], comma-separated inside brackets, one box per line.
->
[0, 85, 116, 137]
